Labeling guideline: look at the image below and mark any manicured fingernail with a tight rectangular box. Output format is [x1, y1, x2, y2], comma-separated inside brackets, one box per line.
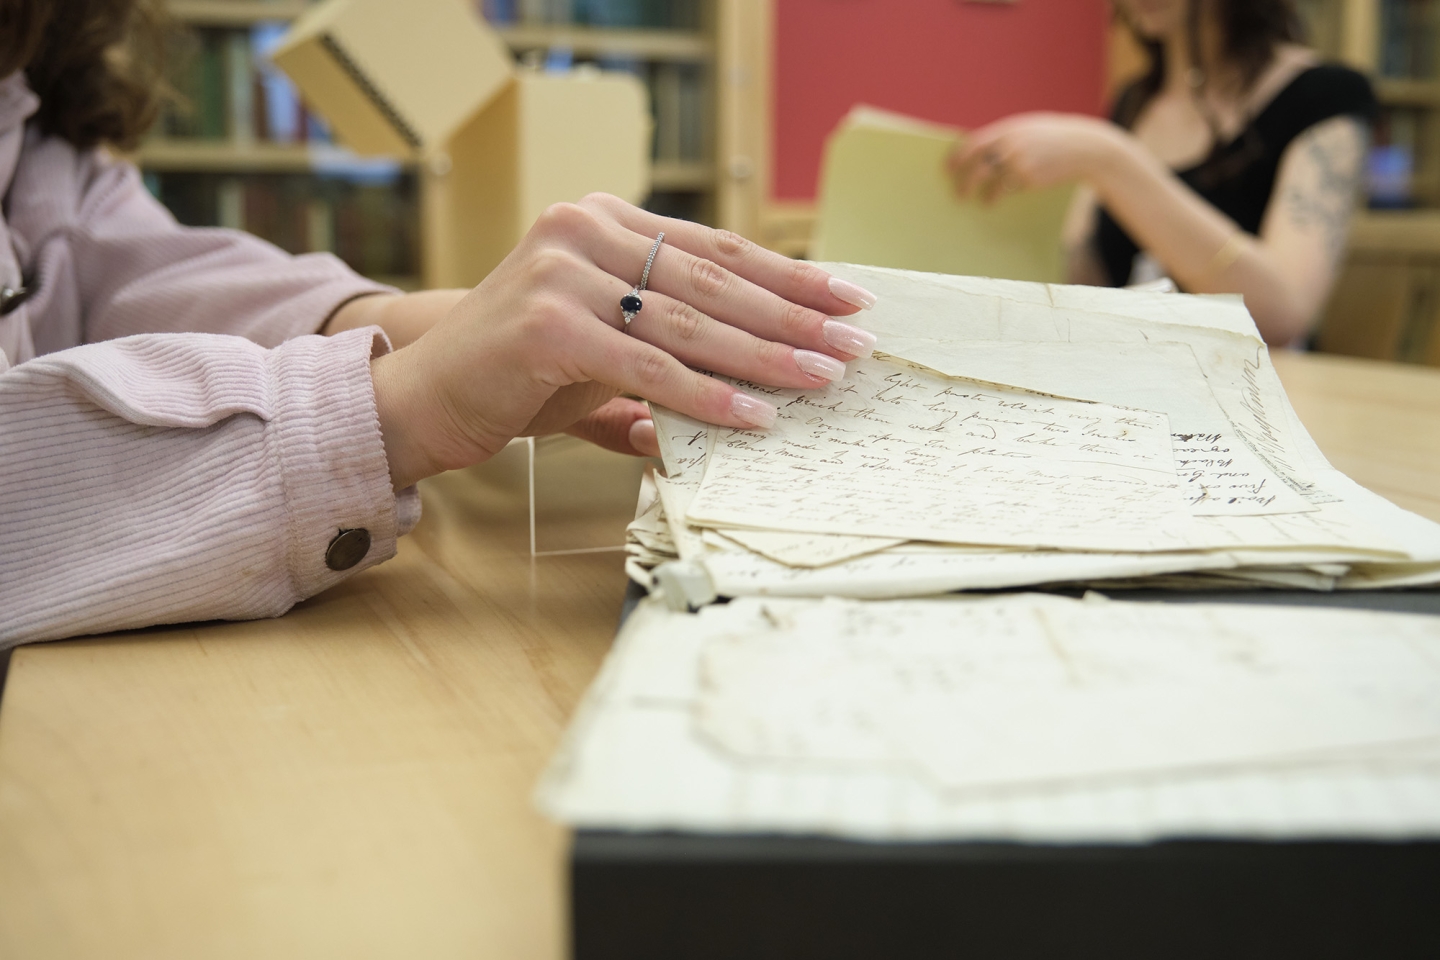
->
[822, 319, 877, 359]
[730, 392, 778, 429]
[794, 349, 846, 382]
[629, 418, 658, 456]
[828, 276, 878, 310]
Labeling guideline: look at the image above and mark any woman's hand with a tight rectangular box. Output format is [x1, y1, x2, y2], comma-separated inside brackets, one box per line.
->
[370, 193, 878, 489]
[563, 397, 659, 457]
[947, 113, 1132, 204]
[327, 284, 662, 456]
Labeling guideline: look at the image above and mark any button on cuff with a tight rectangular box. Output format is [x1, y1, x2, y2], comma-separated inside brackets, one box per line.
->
[325, 528, 371, 571]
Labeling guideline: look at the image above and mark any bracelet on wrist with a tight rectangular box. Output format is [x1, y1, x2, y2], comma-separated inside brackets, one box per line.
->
[1204, 231, 1250, 279]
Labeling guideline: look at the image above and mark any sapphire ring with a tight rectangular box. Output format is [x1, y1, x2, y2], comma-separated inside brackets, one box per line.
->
[621, 231, 665, 331]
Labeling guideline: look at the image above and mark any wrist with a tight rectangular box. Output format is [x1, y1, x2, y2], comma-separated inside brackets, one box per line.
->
[371, 348, 441, 490]
[1085, 126, 1147, 203]
[324, 289, 469, 349]
[323, 292, 398, 336]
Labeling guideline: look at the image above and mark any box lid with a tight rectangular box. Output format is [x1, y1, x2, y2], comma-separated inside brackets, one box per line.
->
[273, 0, 514, 157]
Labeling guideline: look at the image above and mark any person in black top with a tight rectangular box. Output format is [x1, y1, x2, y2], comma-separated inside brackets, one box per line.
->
[947, 0, 1376, 347]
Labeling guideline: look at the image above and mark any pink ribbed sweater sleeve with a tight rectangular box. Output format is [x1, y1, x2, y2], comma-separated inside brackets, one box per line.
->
[0, 327, 408, 648]
[8, 132, 398, 356]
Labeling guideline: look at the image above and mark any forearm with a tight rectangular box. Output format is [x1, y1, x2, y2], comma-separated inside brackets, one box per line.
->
[1061, 187, 1110, 286]
[325, 288, 468, 348]
[0, 330, 405, 646]
[1091, 145, 1307, 342]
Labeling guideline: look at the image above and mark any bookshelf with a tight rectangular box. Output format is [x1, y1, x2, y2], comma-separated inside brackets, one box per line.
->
[496, 24, 713, 59]
[1299, 0, 1440, 206]
[166, 0, 312, 24]
[140, 4, 424, 286]
[140, 0, 770, 289]
[136, 138, 411, 173]
[1297, 0, 1440, 363]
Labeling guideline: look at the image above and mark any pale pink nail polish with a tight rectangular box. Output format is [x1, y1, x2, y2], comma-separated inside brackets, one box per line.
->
[730, 392, 778, 429]
[794, 349, 846, 381]
[822, 319, 878, 359]
[629, 418, 658, 456]
[828, 276, 878, 310]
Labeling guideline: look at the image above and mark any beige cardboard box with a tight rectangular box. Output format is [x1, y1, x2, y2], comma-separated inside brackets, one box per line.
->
[273, 0, 649, 287]
[423, 69, 649, 287]
[273, 0, 514, 156]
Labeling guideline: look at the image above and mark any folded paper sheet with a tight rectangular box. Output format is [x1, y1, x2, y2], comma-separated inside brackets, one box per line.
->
[538, 594, 1440, 842]
[811, 106, 1072, 282]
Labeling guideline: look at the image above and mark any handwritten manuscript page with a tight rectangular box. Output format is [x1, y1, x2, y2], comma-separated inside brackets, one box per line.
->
[687, 357, 1193, 552]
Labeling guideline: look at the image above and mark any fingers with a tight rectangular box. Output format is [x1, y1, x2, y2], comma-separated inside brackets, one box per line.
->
[563, 397, 659, 457]
[953, 132, 1008, 200]
[571, 315, 780, 431]
[946, 140, 983, 199]
[518, 199, 878, 435]
[576, 210, 877, 363]
[978, 151, 1016, 205]
[578, 262, 848, 389]
[629, 417, 659, 457]
[949, 141, 982, 196]
[576, 192, 874, 317]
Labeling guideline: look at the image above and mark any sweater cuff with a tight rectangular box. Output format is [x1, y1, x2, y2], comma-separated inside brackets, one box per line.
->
[267, 325, 418, 597]
[396, 486, 422, 536]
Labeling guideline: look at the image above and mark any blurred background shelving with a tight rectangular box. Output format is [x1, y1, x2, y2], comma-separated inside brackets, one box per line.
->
[484, 0, 718, 223]
[1294, 0, 1440, 363]
[140, 0, 1440, 371]
[1106, 0, 1440, 363]
[139, 0, 769, 289]
[1298, 0, 1440, 207]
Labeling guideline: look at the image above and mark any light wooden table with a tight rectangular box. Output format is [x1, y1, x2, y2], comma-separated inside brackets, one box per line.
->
[1270, 351, 1440, 522]
[1, 352, 1438, 959]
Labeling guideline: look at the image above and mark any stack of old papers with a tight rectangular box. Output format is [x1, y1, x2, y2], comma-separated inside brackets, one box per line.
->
[538, 592, 1440, 841]
[625, 264, 1440, 599]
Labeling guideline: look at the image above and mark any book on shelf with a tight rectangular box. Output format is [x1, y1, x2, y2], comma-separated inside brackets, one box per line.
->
[147, 19, 416, 278]
[252, 22, 306, 143]
[647, 62, 707, 163]
[651, 62, 682, 162]
[481, 0, 704, 30]
[147, 172, 420, 281]
[1370, 106, 1422, 207]
[225, 31, 254, 144]
[1379, 0, 1438, 79]
[216, 177, 244, 231]
[675, 62, 705, 161]
[160, 24, 331, 146]
[160, 27, 226, 139]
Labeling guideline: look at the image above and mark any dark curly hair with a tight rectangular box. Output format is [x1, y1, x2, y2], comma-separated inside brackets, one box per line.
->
[0, 0, 167, 151]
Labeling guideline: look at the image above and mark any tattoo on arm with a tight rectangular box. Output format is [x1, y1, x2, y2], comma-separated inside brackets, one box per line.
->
[1279, 117, 1368, 262]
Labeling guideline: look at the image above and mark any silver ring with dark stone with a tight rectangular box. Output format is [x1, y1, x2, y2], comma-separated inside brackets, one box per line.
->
[622, 231, 665, 331]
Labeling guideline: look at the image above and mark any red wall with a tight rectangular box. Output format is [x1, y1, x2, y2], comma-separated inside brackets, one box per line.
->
[772, 0, 1111, 200]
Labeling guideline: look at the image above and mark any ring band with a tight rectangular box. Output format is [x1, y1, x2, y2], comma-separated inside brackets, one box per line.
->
[621, 231, 665, 331]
